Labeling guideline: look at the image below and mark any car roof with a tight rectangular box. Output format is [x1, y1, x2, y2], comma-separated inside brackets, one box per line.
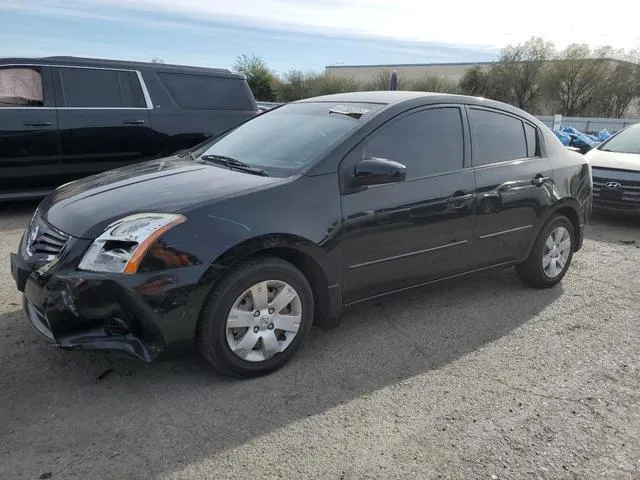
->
[0, 56, 243, 79]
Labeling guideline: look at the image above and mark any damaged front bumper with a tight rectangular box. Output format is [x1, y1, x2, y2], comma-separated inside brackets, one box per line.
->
[10, 248, 203, 362]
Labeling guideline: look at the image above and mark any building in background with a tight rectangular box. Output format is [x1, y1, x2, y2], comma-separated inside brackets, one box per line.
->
[325, 62, 494, 83]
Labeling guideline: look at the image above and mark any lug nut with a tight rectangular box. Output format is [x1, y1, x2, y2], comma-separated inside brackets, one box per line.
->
[253, 311, 260, 317]
[268, 308, 275, 314]
[253, 326, 259, 333]
[268, 323, 274, 330]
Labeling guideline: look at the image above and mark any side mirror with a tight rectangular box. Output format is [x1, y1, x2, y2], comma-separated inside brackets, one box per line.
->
[352, 157, 407, 187]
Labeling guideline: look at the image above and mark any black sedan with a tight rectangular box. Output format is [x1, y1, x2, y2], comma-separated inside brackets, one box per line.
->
[10, 92, 593, 377]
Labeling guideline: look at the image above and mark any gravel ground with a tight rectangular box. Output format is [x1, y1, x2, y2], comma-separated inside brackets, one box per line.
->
[0, 202, 639, 480]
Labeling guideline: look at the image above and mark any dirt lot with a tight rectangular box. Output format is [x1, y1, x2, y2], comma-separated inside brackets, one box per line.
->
[1, 202, 639, 480]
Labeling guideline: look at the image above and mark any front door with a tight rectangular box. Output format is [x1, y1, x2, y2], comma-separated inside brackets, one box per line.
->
[467, 106, 554, 266]
[54, 66, 153, 183]
[340, 106, 476, 304]
[0, 65, 61, 195]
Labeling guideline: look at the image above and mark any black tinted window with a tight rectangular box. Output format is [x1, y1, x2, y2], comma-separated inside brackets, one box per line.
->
[364, 107, 464, 179]
[118, 71, 146, 108]
[59, 68, 122, 107]
[469, 108, 527, 166]
[524, 123, 538, 157]
[158, 73, 253, 110]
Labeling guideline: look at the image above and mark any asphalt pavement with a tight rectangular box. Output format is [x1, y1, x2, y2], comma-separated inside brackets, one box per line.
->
[1, 203, 639, 479]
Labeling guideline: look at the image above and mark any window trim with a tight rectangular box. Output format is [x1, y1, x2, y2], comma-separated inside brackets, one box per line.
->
[0, 63, 152, 109]
[338, 104, 470, 193]
[466, 105, 541, 168]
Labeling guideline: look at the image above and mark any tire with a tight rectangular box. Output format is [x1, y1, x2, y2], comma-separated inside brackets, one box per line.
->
[196, 256, 314, 378]
[516, 214, 575, 288]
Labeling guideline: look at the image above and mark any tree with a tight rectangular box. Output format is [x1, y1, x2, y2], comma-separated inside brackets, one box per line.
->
[278, 70, 313, 101]
[489, 37, 554, 112]
[363, 69, 394, 90]
[309, 72, 361, 96]
[233, 54, 276, 101]
[459, 66, 492, 97]
[543, 44, 610, 116]
[409, 74, 459, 94]
[151, 57, 165, 64]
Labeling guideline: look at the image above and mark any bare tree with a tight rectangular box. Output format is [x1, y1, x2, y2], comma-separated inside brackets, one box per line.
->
[151, 57, 165, 64]
[310, 72, 361, 96]
[278, 70, 313, 101]
[362, 69, 394, 90]
[543, 44, 610, 116]
[490, 37, 554, 112]
[409, 75, 459, 94]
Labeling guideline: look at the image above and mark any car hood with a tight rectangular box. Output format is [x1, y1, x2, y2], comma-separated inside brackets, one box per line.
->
[585, 148, 640, 171]
[40, 157, 282, 238]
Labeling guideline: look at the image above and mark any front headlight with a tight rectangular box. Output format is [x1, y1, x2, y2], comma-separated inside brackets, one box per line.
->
[78, 213, 186, 274]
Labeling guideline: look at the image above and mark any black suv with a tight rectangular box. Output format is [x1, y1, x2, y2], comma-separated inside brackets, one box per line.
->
[11, 92, 592, 377]
[0, 56, 258, 199]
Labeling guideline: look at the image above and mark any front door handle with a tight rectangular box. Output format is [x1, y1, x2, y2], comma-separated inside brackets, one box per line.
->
[532, 175, 551, 186]
[23, 121, 52, 127]
[123, 119, 145, 125]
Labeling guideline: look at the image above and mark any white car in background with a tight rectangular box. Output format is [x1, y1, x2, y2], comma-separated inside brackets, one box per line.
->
[585, 123, 640, 215]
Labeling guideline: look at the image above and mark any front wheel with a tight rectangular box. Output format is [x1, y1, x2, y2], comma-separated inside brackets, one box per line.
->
[516, 214, 575, 288]
[196, 256, 314, 377]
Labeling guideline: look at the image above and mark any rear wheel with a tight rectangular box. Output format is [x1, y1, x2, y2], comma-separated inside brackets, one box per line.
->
[516, 215, 574, 288]
[196, 256, 314, 377]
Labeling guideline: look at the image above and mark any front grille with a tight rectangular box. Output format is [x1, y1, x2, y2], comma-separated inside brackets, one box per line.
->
[25, 216, 70, 258]
[592, 175, 640, 209]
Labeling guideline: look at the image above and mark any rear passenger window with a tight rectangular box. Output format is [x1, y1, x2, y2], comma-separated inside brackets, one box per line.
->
[469, 108, 527, 166]
[118, 71, 146, 108]
[363, 107, 464, 180]
[59, 67, 145, 108]
[0, 67, 44, 107]
[524, 122, 538, 157]
[158, 72, 253, 110]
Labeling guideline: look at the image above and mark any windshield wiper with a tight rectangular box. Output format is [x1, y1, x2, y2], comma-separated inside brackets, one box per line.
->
[199, 155, 270, 177]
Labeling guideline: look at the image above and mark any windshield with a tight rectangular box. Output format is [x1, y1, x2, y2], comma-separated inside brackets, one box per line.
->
[599, 125, 640, 155]
[192, 102, 379, 176]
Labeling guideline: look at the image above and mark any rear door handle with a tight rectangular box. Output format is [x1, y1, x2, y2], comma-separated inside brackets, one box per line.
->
[23, 121, 52, 127]
[532, 175, 551, 186]
[123, 119, 145, 125]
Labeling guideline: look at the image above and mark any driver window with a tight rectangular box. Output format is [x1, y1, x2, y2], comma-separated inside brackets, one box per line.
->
[364, 107, 464, 180]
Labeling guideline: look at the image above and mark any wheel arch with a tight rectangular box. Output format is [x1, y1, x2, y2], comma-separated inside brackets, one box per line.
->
[548, 198, 583, 252]
[186, 234, 340, 338]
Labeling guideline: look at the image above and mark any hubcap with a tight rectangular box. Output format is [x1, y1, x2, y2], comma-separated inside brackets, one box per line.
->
[542, 226, 571, 279]
[225, 280, 302, 362]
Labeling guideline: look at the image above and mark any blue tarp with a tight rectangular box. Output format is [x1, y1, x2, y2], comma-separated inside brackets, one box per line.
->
[553, 126, 601, 150]
[598, 128, 612, 142]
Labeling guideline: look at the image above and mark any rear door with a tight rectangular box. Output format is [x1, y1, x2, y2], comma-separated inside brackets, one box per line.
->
[0, 65, 61, 195]
[54, 66, 153, 181]
[467, 106, 553, 266]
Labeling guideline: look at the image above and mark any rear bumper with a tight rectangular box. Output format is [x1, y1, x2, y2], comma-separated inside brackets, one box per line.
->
[11, 251, 204, 362]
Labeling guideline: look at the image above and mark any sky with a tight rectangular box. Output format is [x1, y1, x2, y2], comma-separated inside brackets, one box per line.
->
[1, 0, 638, 74]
